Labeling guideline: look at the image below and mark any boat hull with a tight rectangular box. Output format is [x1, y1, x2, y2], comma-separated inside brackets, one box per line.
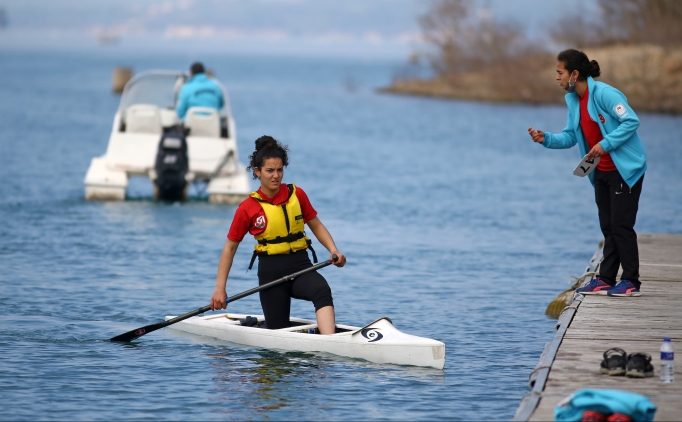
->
[165, 314, 445, 369]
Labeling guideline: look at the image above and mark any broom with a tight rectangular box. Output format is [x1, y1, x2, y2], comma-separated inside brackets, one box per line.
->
[545, 268, 599, 319]
[546, 240, 605, 319]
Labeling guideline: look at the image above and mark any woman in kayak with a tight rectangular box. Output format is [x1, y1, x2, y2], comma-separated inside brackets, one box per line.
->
[210, 136, 346, 334]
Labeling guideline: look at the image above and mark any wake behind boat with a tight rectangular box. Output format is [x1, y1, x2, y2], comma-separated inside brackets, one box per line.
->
[165, 313, 446, 369]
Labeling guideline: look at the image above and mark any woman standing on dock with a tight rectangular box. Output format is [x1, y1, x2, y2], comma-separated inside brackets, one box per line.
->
[210, 136, 346, 333]
[528, 49, 646, 297]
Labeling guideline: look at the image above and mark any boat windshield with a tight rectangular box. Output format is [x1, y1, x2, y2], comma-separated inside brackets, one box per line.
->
[120, 73, 184, 110]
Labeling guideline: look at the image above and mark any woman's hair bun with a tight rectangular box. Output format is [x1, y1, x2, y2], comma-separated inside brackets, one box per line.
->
[255, 135, 278, 152]
[557, 49, 601, 80]
[589, 60, 601, 78]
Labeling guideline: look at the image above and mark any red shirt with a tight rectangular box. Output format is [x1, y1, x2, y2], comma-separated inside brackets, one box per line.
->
[227, 184, 317, 242]
[579, 87, 616, 172]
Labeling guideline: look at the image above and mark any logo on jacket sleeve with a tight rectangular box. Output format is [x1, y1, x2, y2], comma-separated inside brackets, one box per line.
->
[254, 215, 266, 229]
[598, 114, 606, 124]
[614, 103, 629, 119]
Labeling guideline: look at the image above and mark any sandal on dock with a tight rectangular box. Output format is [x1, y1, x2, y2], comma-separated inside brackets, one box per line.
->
[599, 348, 627, 376]
[625, 352, 654, 378]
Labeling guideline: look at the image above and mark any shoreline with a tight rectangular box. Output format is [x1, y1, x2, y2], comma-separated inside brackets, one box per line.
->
[378, 78, 563, 106]
[381, 44, 682, 115]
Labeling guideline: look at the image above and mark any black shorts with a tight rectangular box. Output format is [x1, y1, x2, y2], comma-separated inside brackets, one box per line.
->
[257, 249, 334, 330]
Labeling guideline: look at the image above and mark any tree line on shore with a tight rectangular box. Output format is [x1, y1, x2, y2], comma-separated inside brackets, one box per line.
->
[386, 0, 682, 114]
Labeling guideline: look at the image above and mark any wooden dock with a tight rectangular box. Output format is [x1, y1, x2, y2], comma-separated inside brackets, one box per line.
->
[515, 233, 682, 421]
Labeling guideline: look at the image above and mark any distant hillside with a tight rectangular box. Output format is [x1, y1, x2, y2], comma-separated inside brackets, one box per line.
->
[382, 44, 682, 114]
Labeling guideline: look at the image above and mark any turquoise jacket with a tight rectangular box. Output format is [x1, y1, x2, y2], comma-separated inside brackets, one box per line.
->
[542, 77, 647, 187]
[175, 73, 225, 119]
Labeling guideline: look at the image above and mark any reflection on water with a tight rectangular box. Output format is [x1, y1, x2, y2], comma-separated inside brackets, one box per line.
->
[167, 324, 335, 418]
[209, 349, 320, 414]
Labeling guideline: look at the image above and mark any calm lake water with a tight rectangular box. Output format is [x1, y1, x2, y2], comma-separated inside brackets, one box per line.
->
[1, 49, 681, 421]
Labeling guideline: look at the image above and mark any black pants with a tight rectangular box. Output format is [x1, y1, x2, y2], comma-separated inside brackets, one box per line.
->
[594, 169, 644, 288]
[257, 249, 334, 330]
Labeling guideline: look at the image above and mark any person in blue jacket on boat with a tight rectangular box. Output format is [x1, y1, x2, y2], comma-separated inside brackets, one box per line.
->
[175, 62, 224, 120]
[528, 49, 646, 297]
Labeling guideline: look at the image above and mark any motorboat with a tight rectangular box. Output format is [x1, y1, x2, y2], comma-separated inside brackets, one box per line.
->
[84, 70, 250, 203]
[165, 313, 446, 369]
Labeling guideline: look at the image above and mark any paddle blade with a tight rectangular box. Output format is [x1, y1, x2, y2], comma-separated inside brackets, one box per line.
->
[109, 305, 212, 342]
[109, 321, 166, 342]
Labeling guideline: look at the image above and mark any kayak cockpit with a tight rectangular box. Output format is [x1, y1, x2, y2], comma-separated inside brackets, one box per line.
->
[180, 313, 356, 334]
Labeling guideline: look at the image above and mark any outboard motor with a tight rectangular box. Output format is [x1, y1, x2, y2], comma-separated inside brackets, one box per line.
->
[154, 125, 189, 201]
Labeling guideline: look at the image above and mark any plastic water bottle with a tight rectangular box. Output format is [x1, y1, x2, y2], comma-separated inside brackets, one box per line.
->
[660, 338, 674, 383]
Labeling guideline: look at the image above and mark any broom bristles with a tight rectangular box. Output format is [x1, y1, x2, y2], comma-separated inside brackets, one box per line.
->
[545, 273, 593, 319]
[545, 289, 575, 319]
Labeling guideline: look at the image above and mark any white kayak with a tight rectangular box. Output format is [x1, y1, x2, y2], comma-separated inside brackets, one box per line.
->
[165, 313, 445, 369]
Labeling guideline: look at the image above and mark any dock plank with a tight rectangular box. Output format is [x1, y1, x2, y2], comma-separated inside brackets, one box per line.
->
[525, 234, 682, 422]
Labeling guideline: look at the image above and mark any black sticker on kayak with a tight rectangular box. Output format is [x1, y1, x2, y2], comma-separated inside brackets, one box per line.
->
[361, 328, 383, 342]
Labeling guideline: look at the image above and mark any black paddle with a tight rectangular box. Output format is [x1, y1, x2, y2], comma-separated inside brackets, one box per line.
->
[110, 254, 338, 342]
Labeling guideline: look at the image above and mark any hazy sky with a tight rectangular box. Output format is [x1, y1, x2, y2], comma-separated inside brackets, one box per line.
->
[0, 0, 597, 58]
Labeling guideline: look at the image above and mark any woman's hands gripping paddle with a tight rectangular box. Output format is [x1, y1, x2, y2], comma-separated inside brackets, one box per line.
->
[329, 250, 346, 267]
